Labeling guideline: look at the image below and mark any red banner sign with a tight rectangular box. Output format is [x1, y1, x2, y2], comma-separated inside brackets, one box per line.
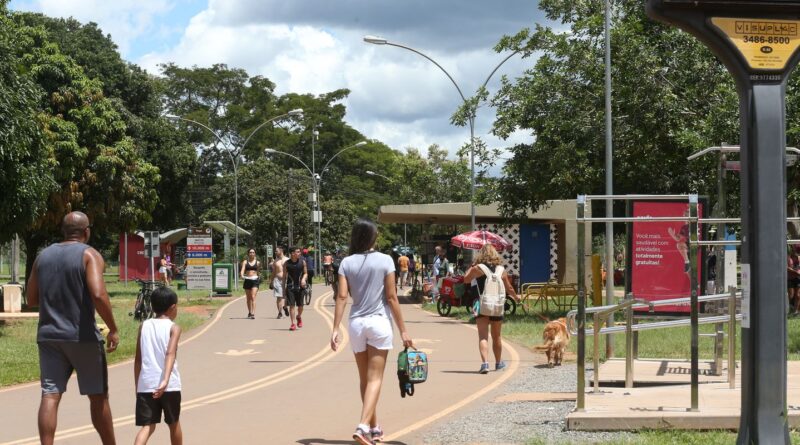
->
[631, 201, 702, 313]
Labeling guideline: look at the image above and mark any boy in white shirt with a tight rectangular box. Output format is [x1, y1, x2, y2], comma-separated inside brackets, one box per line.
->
[134, 287, 183, 445]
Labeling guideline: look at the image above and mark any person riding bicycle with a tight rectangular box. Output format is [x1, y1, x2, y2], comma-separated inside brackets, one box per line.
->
[323, 251, 334, 286]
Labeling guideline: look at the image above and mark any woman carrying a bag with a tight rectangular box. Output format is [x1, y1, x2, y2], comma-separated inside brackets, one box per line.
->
[463, 244, 519, 374]
[331, 219, 414, 444]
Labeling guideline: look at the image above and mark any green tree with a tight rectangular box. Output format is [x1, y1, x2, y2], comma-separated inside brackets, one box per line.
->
[485, 0, 740, 217]
[0, 4, 53, 242]
[13, 13, 197, 230]
[11, 20, 159, 278]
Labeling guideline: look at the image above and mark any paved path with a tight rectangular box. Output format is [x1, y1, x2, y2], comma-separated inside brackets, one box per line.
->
[0, 284, 537, 444]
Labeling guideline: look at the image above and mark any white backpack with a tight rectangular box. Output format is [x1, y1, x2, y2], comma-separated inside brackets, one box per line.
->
[477, 264, 505, 317]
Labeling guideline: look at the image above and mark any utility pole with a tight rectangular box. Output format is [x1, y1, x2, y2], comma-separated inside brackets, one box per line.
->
[288, 172, 294, 247]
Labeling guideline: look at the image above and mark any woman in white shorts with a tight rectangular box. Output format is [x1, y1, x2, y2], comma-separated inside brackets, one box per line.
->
[331, 219, 413, 445]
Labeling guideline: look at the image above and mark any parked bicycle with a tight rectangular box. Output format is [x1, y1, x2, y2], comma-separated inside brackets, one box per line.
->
[130, 279, 164, 321]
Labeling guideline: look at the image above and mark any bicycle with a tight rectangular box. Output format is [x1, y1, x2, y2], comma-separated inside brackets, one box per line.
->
[130, 279, 164, 321]
[409, 270, 423, 302]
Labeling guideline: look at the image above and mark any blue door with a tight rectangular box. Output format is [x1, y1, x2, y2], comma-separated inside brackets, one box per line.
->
[519, 224, 551, 283]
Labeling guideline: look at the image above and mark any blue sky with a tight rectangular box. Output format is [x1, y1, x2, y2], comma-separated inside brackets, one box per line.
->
[8, 0, 546, 167]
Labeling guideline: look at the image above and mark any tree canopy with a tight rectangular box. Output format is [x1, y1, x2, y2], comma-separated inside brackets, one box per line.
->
[487, 0, 744, 217]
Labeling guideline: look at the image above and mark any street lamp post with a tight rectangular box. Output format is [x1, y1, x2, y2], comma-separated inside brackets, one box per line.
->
[166, 109, 302, 287]
[266, 140, 367, 267]
[364, 35, 518, 231]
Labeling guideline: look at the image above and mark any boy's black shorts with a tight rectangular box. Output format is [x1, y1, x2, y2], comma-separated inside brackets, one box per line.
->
[136, 391, 181, 425]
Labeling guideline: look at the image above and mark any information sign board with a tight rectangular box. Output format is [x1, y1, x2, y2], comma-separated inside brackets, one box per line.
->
[186, 226, 212, 290]
[630, 201, 703, 313]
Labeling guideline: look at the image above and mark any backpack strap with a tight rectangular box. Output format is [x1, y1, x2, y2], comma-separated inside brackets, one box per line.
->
[477, 264, 504, 279]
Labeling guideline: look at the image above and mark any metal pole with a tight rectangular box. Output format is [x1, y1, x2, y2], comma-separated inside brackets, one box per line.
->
[604, 0, 615, 359]
[713, 152, 725, 375]
[728, 285, 736, 390]
[737, 83, 790, 443]
[124, 233, 128, 286]
[625, 293, 634, 388]
[576, 196, 586, 411]
[689, 194, 699, 411]
[10, 234, 19, 284]
[312, 130, 318, 272]
[288, 172, 294, 247]
[593, 312, 601, 393]
[234, 159, 239, 289]
[470, 117, 476, 230]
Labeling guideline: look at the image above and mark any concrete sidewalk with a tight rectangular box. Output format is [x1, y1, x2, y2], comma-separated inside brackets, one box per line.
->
[0, 283, 537, 444]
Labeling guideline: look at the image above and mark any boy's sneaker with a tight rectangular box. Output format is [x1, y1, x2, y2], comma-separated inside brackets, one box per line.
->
[371, 425, 384, 442]
[284, 306, 290, 316]
[290, 324, 297, 331]
[495, 361, 507, 371]
[277, 312, 283, 319]
[297, 316, 303, 328]
[479, 363, 490, 374]
[249, 313, 255, 319]
[353, 426, 374, 445]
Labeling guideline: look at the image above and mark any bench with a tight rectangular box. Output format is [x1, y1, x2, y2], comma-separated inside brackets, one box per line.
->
[521, 282, 579, 314]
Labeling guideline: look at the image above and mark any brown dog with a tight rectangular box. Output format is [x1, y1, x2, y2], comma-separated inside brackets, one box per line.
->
[534, 317, 570, 367]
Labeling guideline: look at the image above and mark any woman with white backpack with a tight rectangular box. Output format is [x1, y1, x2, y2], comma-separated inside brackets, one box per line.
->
[463, 244, 520, 374]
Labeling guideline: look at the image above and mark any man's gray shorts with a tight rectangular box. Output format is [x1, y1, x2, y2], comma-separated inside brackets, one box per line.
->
[38, 341, 108, 395]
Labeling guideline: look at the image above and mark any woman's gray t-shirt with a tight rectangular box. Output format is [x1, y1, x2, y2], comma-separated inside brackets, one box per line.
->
[338, 251, 395, 319]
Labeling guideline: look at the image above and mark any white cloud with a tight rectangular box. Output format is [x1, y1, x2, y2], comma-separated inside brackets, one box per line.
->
[15, 0, 541, 169]
[136, 5, 533, 161]
[13, 0, 174, 56]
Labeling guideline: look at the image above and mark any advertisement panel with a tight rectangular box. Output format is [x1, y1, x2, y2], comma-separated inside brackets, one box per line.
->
[186, 226, 212, 290]
[630, 201, 703, 313]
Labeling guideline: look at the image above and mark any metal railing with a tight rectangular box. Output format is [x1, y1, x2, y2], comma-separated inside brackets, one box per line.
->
[570, 287, 740, 401]
[573, 194, 765, 412]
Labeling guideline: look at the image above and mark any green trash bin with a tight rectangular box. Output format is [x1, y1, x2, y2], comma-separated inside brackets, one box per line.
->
[212, 263, 234, 296]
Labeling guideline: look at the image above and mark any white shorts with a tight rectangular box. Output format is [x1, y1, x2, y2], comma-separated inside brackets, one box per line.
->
[273, 278, 284, 298]
[348, 315, 393, 353]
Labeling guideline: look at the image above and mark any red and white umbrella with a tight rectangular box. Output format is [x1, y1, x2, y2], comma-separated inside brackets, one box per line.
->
[450, 230, 512, 252]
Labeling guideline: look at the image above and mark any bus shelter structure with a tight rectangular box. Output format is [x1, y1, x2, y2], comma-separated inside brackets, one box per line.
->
[377, 200, 591, 285]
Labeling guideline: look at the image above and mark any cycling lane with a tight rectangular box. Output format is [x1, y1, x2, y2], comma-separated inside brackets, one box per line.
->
[1, 285, 535, 444]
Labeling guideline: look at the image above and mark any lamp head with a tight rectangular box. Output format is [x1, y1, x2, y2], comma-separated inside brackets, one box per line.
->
[164, 114, 179, 119]
[363, 35, 388, 45]
[355, 141, 367, 147]
[288, 108, 303, 116]
[264, 148, 276, 154]
[366, 170, 376, 176]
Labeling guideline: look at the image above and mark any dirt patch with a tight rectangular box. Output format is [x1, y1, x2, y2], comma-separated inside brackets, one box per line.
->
[181, 305, 214, 318]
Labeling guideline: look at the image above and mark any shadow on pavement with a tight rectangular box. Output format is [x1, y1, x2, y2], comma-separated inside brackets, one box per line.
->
[440, 370, 481, 375]
[297, 440, 407, 445]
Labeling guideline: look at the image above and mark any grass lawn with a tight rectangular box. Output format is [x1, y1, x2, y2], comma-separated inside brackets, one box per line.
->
[0, 279, 232, 387]
[422, 302, 800, 361]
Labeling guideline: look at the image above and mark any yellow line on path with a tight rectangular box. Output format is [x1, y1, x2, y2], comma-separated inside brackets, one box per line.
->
[383, 308, 521, 442]
[5, 290, 344, 445]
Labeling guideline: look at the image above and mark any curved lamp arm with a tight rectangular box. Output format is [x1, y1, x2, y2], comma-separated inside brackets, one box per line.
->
[365, 38, 467, 103]
[164, 114, 235, 165]
[320, 141, 368, 181]
[264, 148, 314, 178]
[240, 109, 303, 152]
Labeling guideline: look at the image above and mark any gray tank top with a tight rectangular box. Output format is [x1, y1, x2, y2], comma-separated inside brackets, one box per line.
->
[36, 242, 102, 343]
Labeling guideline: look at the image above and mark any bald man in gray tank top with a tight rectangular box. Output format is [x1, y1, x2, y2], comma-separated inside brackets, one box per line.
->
[27, 211, 120, 445]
